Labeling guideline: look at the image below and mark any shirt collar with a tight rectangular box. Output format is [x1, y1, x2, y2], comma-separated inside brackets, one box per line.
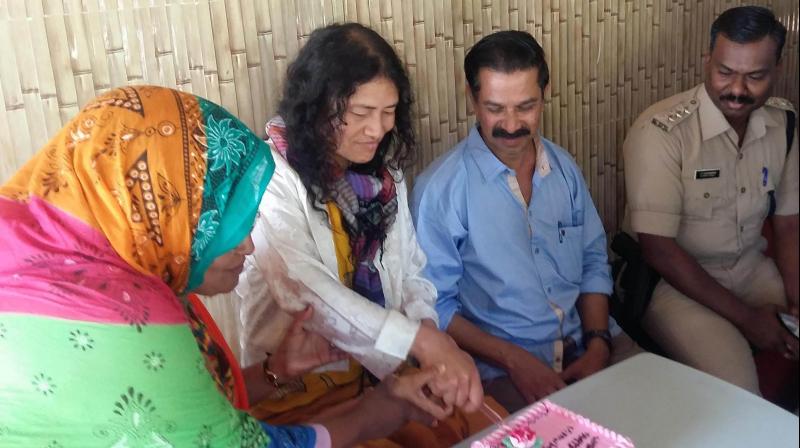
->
[698, 84, 732, 142]
[466, 125, 552, 182]
[698, 84, 781, 143]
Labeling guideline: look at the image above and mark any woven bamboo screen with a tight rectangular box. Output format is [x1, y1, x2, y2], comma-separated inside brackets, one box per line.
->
[1, 0, 798, 233]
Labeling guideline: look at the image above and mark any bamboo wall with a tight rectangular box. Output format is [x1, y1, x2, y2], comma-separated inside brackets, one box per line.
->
[1, 0, 798, 233]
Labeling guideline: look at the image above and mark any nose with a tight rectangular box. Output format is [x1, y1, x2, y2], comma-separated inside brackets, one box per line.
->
[730, 75, 748, 97]
[363, 114, 388, 140]
[502, 111, 523, 133]
[237, 235, 255, 256]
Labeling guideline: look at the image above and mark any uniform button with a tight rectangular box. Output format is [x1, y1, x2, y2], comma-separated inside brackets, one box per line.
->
[740, 187, 746, 194]
[738, 153, 744, 160]
[740, 226, 744, 233]
[534, 248, 540, 254]
[547, 287, 552, 294]
[703, 192, 710, 199]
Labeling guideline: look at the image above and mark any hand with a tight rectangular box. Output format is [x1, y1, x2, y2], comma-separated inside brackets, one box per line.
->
[412, 322, 484, 413]
[788, 298, 799, 319]
[506, 348, 566, 403]
[559, 340, 610, 384]
[269, 306, 348, 378]
[382, 366, 453, 422]
[739, 304, 799, 360]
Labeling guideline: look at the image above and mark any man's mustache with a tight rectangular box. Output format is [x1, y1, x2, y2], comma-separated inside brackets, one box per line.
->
[492, 127, 531, 139]
[719, 93, 755, 105]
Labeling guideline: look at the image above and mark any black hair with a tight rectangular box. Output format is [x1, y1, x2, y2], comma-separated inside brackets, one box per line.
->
[464, 30, 550, 96]
[710, 6, 787, 62]
[278, 22, 415, 212]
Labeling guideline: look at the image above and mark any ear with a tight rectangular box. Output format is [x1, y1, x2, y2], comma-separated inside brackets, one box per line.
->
[465, 84, 476, 107]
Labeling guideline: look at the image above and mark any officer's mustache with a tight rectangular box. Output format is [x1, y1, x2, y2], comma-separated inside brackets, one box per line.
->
[719, 93, 755, 105]
[492, 127, 531, 139]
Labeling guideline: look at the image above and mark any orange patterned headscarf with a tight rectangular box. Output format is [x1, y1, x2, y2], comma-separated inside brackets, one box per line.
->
[0, 86, 274, 293]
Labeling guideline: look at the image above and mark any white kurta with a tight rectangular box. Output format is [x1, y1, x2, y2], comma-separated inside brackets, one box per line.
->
[236, 149, 438, 378]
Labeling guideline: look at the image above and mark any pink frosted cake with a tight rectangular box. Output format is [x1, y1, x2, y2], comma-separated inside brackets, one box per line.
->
[471, 400, 634, 448]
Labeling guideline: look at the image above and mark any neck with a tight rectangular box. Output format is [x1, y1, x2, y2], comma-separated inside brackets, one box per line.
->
[726, 115, 750, 146]
[489, 140, 537, 175]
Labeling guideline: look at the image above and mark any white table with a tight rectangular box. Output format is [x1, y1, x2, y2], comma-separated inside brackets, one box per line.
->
[455, 353, 799, 447]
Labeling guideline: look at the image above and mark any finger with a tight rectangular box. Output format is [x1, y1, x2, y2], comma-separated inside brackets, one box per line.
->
[409, 394, 451, 421]
[453, 372, 470, 409]
[559, 364, 577, 382]
[288, 306, 313, 334]
[464, 378, 484, 413]
[786, 337, 799, 359]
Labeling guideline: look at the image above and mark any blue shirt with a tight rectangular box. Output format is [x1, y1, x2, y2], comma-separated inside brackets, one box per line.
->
[411, 127, 619, 380]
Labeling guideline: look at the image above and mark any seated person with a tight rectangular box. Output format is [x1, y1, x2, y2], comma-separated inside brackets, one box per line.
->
[0, 86, 449, 447]
[622, 6, 798, 395]
[236, 22, 500, 446]
[411, 31, 642, 413]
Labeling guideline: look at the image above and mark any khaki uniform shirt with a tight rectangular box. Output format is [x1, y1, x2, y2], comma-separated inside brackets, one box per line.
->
[624, 84, 798, 267]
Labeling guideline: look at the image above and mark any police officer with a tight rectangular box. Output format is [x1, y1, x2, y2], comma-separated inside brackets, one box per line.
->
[623, 6, 798, 395]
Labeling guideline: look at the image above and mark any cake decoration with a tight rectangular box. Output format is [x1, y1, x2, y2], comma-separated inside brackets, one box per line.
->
[471, 400, 634, 448]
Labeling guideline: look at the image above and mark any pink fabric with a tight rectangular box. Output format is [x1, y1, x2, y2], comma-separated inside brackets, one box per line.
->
[0, 196, 187, 325]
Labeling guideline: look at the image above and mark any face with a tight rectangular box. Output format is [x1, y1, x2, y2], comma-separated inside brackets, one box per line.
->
[704, 34, 780, 124]
[471, 68, 545, 156]
[333, 76, 399, 167]
[192, 235, 254, 296]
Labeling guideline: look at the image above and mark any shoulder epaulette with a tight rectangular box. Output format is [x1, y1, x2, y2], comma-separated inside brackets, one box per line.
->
[650, 98, 699, 132]
[765, 96, 796, 113]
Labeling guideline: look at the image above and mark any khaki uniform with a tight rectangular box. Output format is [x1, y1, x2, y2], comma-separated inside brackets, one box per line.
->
[623, 83, 798, 394]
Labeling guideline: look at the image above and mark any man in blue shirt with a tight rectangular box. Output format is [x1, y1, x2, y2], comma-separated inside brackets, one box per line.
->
[411, 31, 641, 413]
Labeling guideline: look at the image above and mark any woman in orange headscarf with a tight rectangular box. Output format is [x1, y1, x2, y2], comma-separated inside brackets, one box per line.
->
[0, 85, 448, 447]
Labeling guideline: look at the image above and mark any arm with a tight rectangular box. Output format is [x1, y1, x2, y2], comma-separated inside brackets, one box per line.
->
[394, 179, 440, 324]
[313, 368, 450, 447]
[559, 293, 612, 383]
[241, 307, 347, 405]
[249, 162, 420, 378]
[774, 124, 799, 316]
[773, 214, 799, 315]
[561, 171, 612, 381]
[639, 233, 795, 356]
[447, 314, 565, 402]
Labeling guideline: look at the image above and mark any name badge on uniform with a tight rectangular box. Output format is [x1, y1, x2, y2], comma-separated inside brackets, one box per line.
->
[694, 169, 720, 179]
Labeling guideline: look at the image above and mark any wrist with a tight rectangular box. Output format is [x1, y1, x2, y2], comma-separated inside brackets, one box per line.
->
[584, 338, 611, 360]
[498, 343, 528, 372]
[582, 329, 612, 352]
[729, 303, 754, 329]
[410, 324, 443, 363]
[262, 352, 292, 387]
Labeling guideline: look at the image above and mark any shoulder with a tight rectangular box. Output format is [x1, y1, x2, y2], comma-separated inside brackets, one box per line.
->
[763, 96, 797, 125]
[541, 139, 583, 183]
[413, 142, 469, 202]
[634, 87, 700, 134]
[764, 96, 796, 113]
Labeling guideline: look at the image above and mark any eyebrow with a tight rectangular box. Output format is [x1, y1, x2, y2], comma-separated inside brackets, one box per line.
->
[718, 63, 770, 76]
[483, 98, 537, 108]
[350, 102, 398, 110]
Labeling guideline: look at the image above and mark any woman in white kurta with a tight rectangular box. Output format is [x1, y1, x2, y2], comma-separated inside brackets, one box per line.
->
[236, 23, 484, 425]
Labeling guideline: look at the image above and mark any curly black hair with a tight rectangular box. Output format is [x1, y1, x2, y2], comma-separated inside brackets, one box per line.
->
[278, 22, 416, 212]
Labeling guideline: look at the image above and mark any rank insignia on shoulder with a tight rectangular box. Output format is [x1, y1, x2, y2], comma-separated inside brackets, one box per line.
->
[651, 98, 698, 132]
[765, 97, 796, 112]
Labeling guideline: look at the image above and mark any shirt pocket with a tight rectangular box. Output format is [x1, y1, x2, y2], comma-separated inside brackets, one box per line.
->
[682, 177, 722, 220]
[758, 167, 777, 219]
[557, 222, 584, 283]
